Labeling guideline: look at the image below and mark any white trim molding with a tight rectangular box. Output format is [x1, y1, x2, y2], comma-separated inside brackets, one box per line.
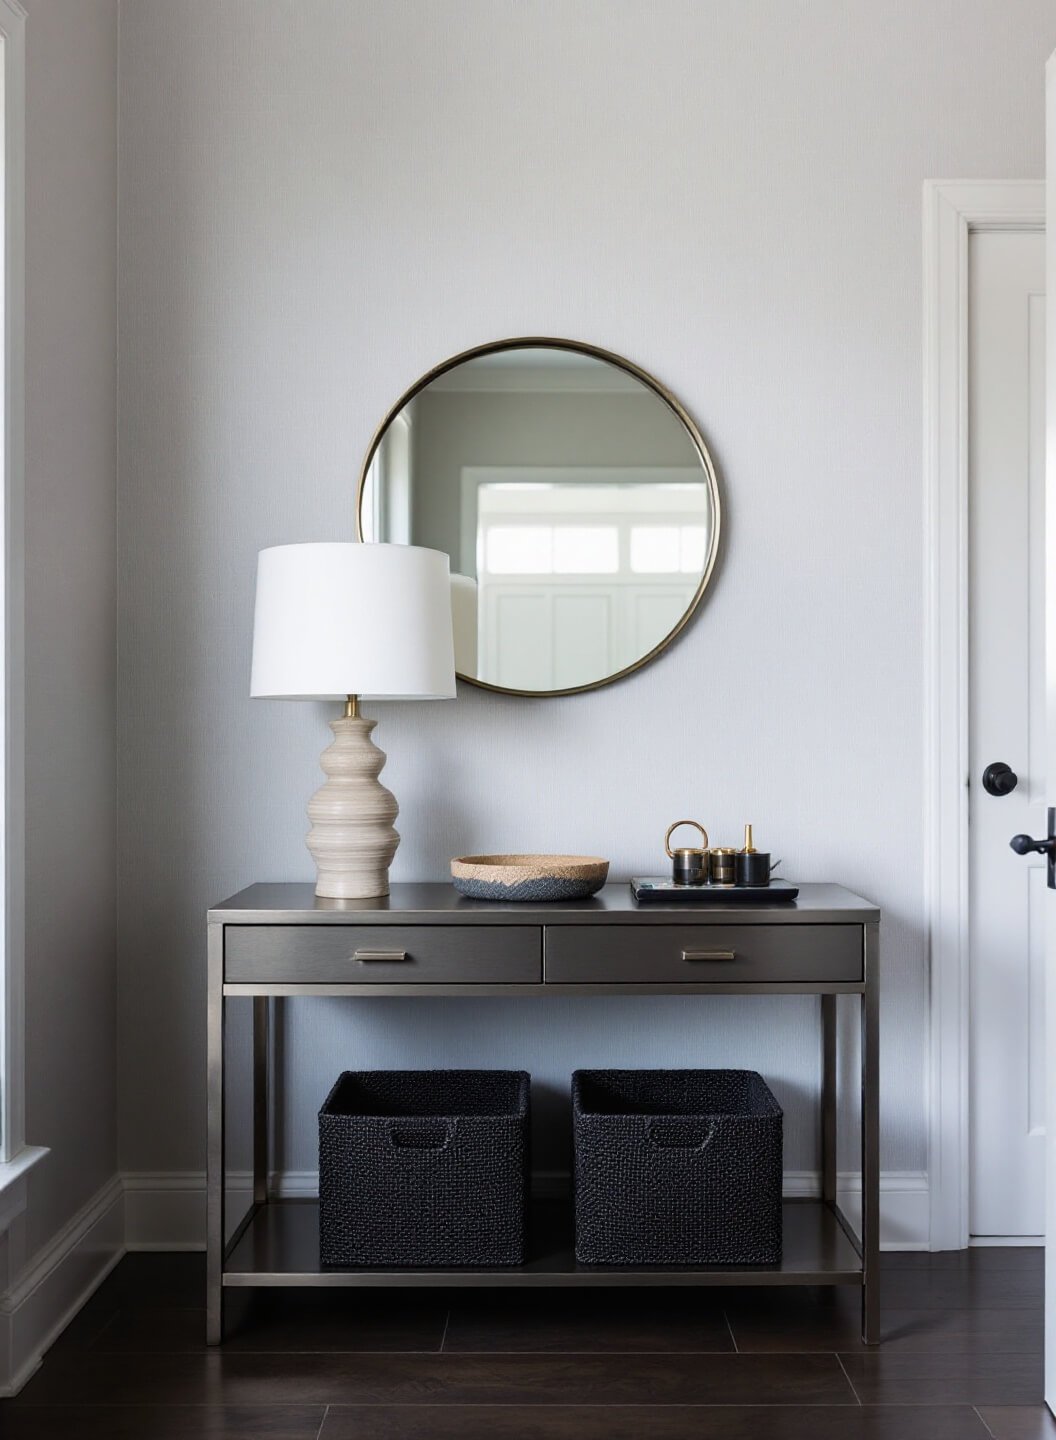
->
[0, 0, 26, 1169]
[923, 179, 1045, 1251]
[0, 1173, 123, 1396]
[122, 1168, 931, 1254]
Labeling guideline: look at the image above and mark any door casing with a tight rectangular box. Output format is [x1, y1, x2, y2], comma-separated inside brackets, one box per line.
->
[922, 178, 1045, 1252]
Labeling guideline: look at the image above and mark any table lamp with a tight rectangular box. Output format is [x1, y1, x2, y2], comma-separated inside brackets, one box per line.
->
[250, 542, 456, 899]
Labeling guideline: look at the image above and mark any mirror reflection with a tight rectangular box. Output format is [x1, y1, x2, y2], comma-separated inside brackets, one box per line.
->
[358, 342, 719, 695]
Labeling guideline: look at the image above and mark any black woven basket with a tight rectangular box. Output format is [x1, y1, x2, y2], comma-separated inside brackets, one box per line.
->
[572, 1069, 783, 1266]
[319, 1069, 530, 1267]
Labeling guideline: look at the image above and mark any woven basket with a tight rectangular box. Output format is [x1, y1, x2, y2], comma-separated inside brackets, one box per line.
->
[319, 1069, 530, 1267]
[573, 1069, 783, 1265]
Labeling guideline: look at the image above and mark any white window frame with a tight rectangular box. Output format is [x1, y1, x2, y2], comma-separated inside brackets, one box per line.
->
[459, 466, 706, 576]
[0, 0, 44, 1211]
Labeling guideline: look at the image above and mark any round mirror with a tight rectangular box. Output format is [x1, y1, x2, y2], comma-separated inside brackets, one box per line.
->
[357, 338, 720, 696]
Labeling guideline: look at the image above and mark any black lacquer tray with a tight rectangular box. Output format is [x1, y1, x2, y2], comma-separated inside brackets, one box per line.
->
[630, 878, 800, 904]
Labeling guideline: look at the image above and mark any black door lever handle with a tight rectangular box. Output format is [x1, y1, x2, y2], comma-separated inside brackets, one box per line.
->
[1010, 809, 1056, 889]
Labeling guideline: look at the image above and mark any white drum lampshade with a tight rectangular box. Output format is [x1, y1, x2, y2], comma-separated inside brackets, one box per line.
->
[251, 542, 456, 701]
[251, 542, 456, 898]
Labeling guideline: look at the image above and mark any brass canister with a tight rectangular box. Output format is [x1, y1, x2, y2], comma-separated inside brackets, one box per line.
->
[708, 847, 738, 886]
[664, 820, 709, 885]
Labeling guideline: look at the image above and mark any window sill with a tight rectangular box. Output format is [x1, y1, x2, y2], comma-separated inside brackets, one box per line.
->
[0, 1146, 47, 1233]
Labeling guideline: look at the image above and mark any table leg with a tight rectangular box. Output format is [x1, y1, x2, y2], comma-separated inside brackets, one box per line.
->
[821, 994, 837, 1207]
[253, 997, 269, 1206]
[206, 922, 225, 1345]
[861, 921, 880, 1344]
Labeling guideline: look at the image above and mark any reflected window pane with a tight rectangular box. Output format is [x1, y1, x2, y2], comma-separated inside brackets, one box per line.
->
[553, 526, 619, 574]
[485, 526, 553, 574]
[630, 526, 680, 573]
[680, 525, 709, 573]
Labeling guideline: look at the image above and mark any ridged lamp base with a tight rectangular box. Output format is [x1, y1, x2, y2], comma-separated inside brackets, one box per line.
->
[306, 714, 400, 899]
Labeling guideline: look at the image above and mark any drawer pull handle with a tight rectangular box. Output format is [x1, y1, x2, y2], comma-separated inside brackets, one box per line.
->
[352, 949, 409, 962]
[681, 949, 736, 962]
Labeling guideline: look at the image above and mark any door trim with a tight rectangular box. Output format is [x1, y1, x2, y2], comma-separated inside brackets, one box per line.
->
[923, 180, 1045, 1250]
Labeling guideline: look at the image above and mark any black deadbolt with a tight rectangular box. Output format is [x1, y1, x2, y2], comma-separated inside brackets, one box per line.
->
[982, 762, 1018, 797]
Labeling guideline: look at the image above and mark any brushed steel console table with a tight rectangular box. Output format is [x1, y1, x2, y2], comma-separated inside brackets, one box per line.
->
[207, 882, 880, 1344]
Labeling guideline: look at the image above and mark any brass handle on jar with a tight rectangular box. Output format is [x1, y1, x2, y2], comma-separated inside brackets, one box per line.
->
[352, 949, 409, 962]
[665, 820, 709, 857]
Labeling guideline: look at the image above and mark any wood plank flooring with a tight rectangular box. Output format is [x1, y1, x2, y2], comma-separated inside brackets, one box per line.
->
[0, 1248, 1049, 1438]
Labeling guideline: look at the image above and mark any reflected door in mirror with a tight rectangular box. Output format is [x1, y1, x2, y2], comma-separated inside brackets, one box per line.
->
[358, 341, 720, 696]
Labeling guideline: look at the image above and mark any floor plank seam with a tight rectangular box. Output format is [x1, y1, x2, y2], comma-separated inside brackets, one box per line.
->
[32, 1345, 861, 1357]
[1, 1402, 891, 1410]
[351, 1348, 761, 1355]
[835, 1352, 861, 1406]
[156, 1348, 464, 1356]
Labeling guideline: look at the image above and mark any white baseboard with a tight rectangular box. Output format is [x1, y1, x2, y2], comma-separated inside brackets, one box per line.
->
[122, 1168, 932, 1252]
[0, 1174, 124, 1397]
[798, 1171, 931, 1251]
[969, 1233, 1044, 1247]
[124, 1170, 225, 1252]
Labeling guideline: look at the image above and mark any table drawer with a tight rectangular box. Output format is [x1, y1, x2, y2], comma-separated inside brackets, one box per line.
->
[225, 925, 541, 984]
[544, 924, 861, 984]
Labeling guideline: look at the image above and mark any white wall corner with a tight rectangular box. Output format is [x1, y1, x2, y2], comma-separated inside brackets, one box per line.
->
[0, 1173, 123, 1397]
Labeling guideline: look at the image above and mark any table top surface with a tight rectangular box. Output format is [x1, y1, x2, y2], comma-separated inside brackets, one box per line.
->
[210, 881, 879, 926]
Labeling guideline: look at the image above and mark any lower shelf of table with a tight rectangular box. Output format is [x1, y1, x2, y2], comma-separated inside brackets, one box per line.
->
[222, 1197, 864, 1288]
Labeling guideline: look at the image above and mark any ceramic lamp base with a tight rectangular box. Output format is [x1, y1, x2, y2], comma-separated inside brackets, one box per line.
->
[306, 713, 399, 899]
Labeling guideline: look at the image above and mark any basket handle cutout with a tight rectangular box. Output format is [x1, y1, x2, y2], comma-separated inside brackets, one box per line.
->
[388, 1120, 454, 1152]
[646, 1120, 717, 1152]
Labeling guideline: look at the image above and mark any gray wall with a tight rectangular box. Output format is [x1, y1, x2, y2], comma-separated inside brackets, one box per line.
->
[409, 388, 700, 561]
[116, 0, 1056, 1183]
[23, 0, 118, 1253]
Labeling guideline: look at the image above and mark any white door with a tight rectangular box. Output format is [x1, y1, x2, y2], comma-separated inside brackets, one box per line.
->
[968, 227, 1046, 1239]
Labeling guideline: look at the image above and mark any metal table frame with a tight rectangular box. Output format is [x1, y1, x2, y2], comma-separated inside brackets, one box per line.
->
[206, 882, 880, 1345]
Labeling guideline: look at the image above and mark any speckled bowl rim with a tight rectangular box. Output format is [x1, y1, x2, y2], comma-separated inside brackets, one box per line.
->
[451, 854, 610, 879]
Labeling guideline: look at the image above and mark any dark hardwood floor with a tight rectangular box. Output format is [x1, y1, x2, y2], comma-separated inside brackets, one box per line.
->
[0, 1247, 1049, 1438]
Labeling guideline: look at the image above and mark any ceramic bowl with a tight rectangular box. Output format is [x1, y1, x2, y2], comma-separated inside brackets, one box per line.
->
[450, 854, 610, 902]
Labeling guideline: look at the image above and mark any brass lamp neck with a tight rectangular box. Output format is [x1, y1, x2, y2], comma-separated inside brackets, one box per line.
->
[343, 694, 360, 719]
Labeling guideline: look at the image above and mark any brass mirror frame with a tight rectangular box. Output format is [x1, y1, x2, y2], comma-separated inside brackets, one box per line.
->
[355, 336, 722, 698]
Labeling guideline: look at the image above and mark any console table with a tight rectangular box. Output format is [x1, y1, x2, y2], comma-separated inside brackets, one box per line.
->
[207, 882, 880, 1344]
